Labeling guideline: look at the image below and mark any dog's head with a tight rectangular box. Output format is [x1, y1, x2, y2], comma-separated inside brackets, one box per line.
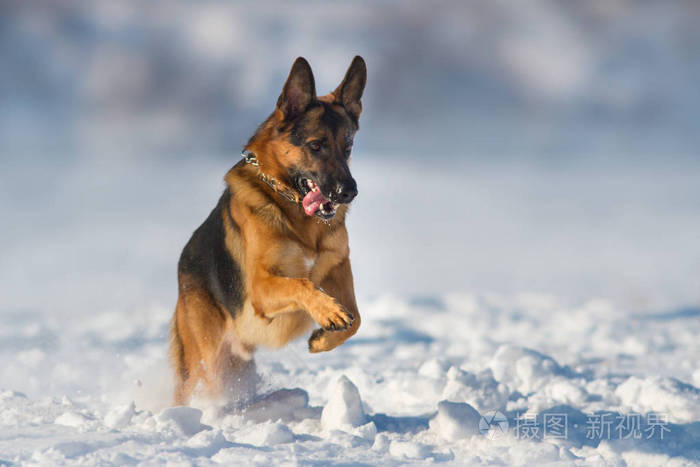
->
[246, 56, 366, 220]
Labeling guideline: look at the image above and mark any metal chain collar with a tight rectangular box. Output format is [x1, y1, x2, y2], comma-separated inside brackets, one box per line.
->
[241, 150, 299, 204]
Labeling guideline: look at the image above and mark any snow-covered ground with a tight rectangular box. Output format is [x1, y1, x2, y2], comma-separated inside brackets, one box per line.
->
[1, 155, 699, 465]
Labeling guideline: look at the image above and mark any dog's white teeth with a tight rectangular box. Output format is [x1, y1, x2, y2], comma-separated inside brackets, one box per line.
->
[306, 180, 321, 192]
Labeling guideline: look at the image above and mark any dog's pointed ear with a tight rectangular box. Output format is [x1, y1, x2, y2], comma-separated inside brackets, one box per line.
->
[277, 57, 316, 120]
[333, 56, 366, 121]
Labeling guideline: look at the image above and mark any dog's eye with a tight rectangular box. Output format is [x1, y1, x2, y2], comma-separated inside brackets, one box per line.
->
[308, 141, 322, 152]
[344, 147, 352, 158]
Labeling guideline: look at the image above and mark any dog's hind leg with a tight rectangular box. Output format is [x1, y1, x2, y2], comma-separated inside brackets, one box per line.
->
[212, 335, 259, 408]
[169, 303, 191, 405]
[171, 281, 249, 405]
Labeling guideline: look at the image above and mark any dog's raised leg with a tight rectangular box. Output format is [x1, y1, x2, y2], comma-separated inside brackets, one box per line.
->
[242, 225, 358, 347]
[308, 258, 361, 353]
[250, 274, 354, 330]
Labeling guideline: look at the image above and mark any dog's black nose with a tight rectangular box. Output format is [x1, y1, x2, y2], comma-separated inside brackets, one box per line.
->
[335, 180, 358, 203]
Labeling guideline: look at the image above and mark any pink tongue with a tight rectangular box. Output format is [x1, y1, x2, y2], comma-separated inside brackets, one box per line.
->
[302, 190, 329, 215]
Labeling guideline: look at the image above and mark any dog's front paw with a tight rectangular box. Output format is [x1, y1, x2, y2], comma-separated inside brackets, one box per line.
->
[308, 328, 327, 353]
[315, 298, 354, 332]
[308, 328, 345, 353]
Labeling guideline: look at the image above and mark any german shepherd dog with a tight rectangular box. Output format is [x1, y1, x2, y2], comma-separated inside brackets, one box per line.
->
[170, 56, 366, 405]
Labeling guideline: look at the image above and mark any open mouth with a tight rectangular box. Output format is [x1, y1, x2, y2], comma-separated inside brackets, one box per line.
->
[299, 178, 338, 219]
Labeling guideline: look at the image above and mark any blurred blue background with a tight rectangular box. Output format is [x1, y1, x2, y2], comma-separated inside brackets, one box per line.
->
[4, 1, 700, 160]
[2, 1, 699, 314]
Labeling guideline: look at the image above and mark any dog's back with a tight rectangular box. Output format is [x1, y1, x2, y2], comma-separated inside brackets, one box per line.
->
[178, 187, 244, 318]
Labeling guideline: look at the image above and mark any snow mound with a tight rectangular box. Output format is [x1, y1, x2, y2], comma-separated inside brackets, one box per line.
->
[429, 400, 481, 441]
[185, 429, 232, 457]
[615, 376, 700, 424]
[389, 440, 432, 459]
[353, 421, 378, 442]
[243, 388, 312, 423]
[489, 344, 566, 394]
[442, 366, 509, 412]
[321, 375, 367, 431]
[235, 422, 295, 446]
[104, 401, 135, 429]
[156, 406, 209, 436]
[418, 358, 451, 379]
[54, 411, 92, 429]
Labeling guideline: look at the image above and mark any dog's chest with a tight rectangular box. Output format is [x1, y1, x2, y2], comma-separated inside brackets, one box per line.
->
[302, 254, 316, 272]
[276, 240, 341, 284]
[276, 242, 318, 276]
